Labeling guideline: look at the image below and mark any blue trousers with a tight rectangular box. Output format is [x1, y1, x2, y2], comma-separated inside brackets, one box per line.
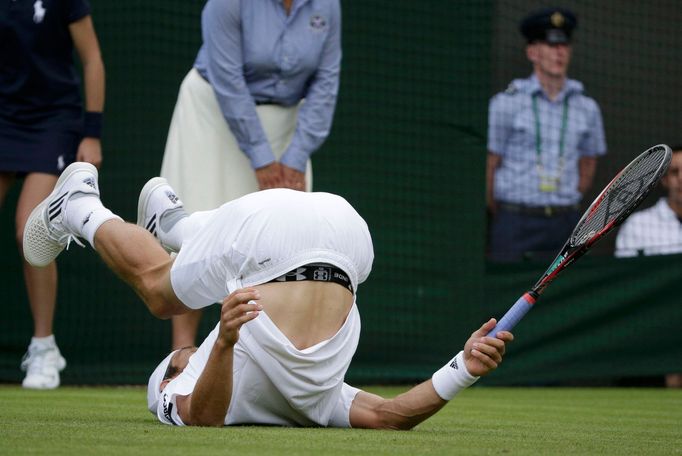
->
[487, 206, 580, 262]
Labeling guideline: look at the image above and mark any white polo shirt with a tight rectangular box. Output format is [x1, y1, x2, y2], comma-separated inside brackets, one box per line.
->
[615, 198, 682, 257]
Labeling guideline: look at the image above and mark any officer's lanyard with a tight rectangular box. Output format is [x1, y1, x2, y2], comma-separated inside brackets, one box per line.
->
[532, 92, 570, 177]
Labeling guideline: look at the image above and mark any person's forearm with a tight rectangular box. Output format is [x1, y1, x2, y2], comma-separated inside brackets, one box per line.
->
[486, 153, 501, 209]
[187, 339, 233, 426]
[578, 156, 597, 195]
[82, 58, 105, 113]
[376, 381, 447, 430]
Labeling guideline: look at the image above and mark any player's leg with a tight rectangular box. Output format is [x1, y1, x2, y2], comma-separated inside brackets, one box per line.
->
[15, 172, 68, 389]
[22, 162, 186, 319]
[92, 219, 186, 318]
[136, 176, 217, 346]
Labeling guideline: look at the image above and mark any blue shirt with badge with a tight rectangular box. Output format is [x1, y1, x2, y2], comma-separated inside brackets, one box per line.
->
[194, 0, 341, 172]
[0, 0, 90, 124]
[487, 74, 607, 206]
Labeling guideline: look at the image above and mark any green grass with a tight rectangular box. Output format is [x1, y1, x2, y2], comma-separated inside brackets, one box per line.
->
[0, 386, 680, 455]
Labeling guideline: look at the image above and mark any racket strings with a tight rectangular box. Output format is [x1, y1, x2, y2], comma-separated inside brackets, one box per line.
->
[571, 146, 670, 246]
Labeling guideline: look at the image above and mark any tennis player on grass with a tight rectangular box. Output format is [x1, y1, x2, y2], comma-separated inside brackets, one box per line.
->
[22, 162, 513, 428]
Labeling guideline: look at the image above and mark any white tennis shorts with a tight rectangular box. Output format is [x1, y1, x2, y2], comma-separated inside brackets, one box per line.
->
[169, 189, 374, 310]
[160, 68, 312, 213]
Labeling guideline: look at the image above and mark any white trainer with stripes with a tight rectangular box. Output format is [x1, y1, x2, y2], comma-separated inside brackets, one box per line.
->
[23, 162, 100, 267]
[136, 177, 186, 253]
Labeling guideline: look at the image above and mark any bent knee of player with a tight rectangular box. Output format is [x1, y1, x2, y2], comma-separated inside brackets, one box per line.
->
[137, 271, 182, 319]
[145, 295, 174, 319]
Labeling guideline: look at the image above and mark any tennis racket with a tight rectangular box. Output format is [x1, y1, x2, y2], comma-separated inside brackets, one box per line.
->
[487, 144, 672, 337]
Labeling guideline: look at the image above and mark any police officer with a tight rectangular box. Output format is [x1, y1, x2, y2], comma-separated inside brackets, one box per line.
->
[486, 7, 607, 262]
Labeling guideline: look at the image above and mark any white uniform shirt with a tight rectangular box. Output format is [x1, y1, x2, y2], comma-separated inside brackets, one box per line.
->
[156, 189, 373, 427]
[615, 198, 682, 257]
[157, 306, 361, 427]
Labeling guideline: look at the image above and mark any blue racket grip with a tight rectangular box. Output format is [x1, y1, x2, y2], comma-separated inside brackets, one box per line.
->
[486, 293, 536, 337]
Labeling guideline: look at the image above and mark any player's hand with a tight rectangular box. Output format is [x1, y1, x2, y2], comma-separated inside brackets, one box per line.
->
[255, 162, 283, 190]
[76, 137, 102, 168]
[281, 164, 306, 191]
[463, 318, 513, 377]
[217, 288, 262, 347]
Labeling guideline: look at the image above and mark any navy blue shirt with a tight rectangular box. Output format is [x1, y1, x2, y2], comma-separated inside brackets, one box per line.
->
[0, 0, 90, 124]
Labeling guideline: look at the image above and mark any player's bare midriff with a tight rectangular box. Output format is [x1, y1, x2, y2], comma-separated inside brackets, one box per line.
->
[254, 281, 354, 351]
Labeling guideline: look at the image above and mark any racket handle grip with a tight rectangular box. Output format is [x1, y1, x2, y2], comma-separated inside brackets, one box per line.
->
[486, 292, 536, 337]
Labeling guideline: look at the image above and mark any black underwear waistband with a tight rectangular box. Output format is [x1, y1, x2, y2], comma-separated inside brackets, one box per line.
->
[268, 263, 353, 293]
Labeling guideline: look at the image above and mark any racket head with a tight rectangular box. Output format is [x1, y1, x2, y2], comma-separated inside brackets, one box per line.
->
[571, 144, 671, 248]
[532, 144, 672, 294]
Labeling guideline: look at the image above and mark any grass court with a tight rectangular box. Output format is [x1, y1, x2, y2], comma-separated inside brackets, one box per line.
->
[1, 385, 680, 455]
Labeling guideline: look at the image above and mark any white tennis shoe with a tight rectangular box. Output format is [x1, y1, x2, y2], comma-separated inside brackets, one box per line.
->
[23, 162, 100, 267]
[21, 344, 67, 390]
[136, 177, 186, 253]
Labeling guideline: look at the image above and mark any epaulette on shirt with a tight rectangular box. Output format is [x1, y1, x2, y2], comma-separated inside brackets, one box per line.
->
[504, 83, 518, 95]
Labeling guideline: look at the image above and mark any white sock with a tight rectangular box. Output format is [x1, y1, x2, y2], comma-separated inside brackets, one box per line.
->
[64, 194, 122, 248]
[161, 209, 212, 251]
[30, 335, 56, 349]
[431, 351, 479, 401]
[158, 209, 189, 252]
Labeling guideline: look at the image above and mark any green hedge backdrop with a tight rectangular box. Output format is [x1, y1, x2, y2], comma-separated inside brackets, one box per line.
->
[1, 1, 680, 386]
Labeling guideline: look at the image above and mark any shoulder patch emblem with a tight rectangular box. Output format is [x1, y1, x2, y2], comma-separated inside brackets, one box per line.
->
[504, 84, 518, 95]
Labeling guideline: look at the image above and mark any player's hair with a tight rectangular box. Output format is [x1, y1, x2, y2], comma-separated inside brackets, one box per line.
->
[162, 346, 194, 381]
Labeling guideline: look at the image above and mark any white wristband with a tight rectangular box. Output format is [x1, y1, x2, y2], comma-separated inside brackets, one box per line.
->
[431, 351, 479, 401]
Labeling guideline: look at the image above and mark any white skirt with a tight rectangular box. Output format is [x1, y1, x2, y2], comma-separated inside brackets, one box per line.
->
[160, 68, 313, 212]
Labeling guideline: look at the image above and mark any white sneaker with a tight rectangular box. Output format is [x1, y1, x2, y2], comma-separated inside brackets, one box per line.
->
[23, 162, 100, 267]
[21, 345, 67, 390]
[136, 177, 186, 253]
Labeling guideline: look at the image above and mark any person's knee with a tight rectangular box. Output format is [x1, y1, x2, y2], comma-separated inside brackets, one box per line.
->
[137, 270, 184, 319]
[146, 296, 175, 319]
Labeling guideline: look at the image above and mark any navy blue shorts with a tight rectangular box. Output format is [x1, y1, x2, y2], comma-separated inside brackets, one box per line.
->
[0, 117, 82, 176]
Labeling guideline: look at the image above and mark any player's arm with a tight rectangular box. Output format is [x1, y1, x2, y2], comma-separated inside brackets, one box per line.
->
[348, 380, 447, 430]
[69, 15, 105, 168]
[176, 289, 262, 426]
[349, 319, 513, 430]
